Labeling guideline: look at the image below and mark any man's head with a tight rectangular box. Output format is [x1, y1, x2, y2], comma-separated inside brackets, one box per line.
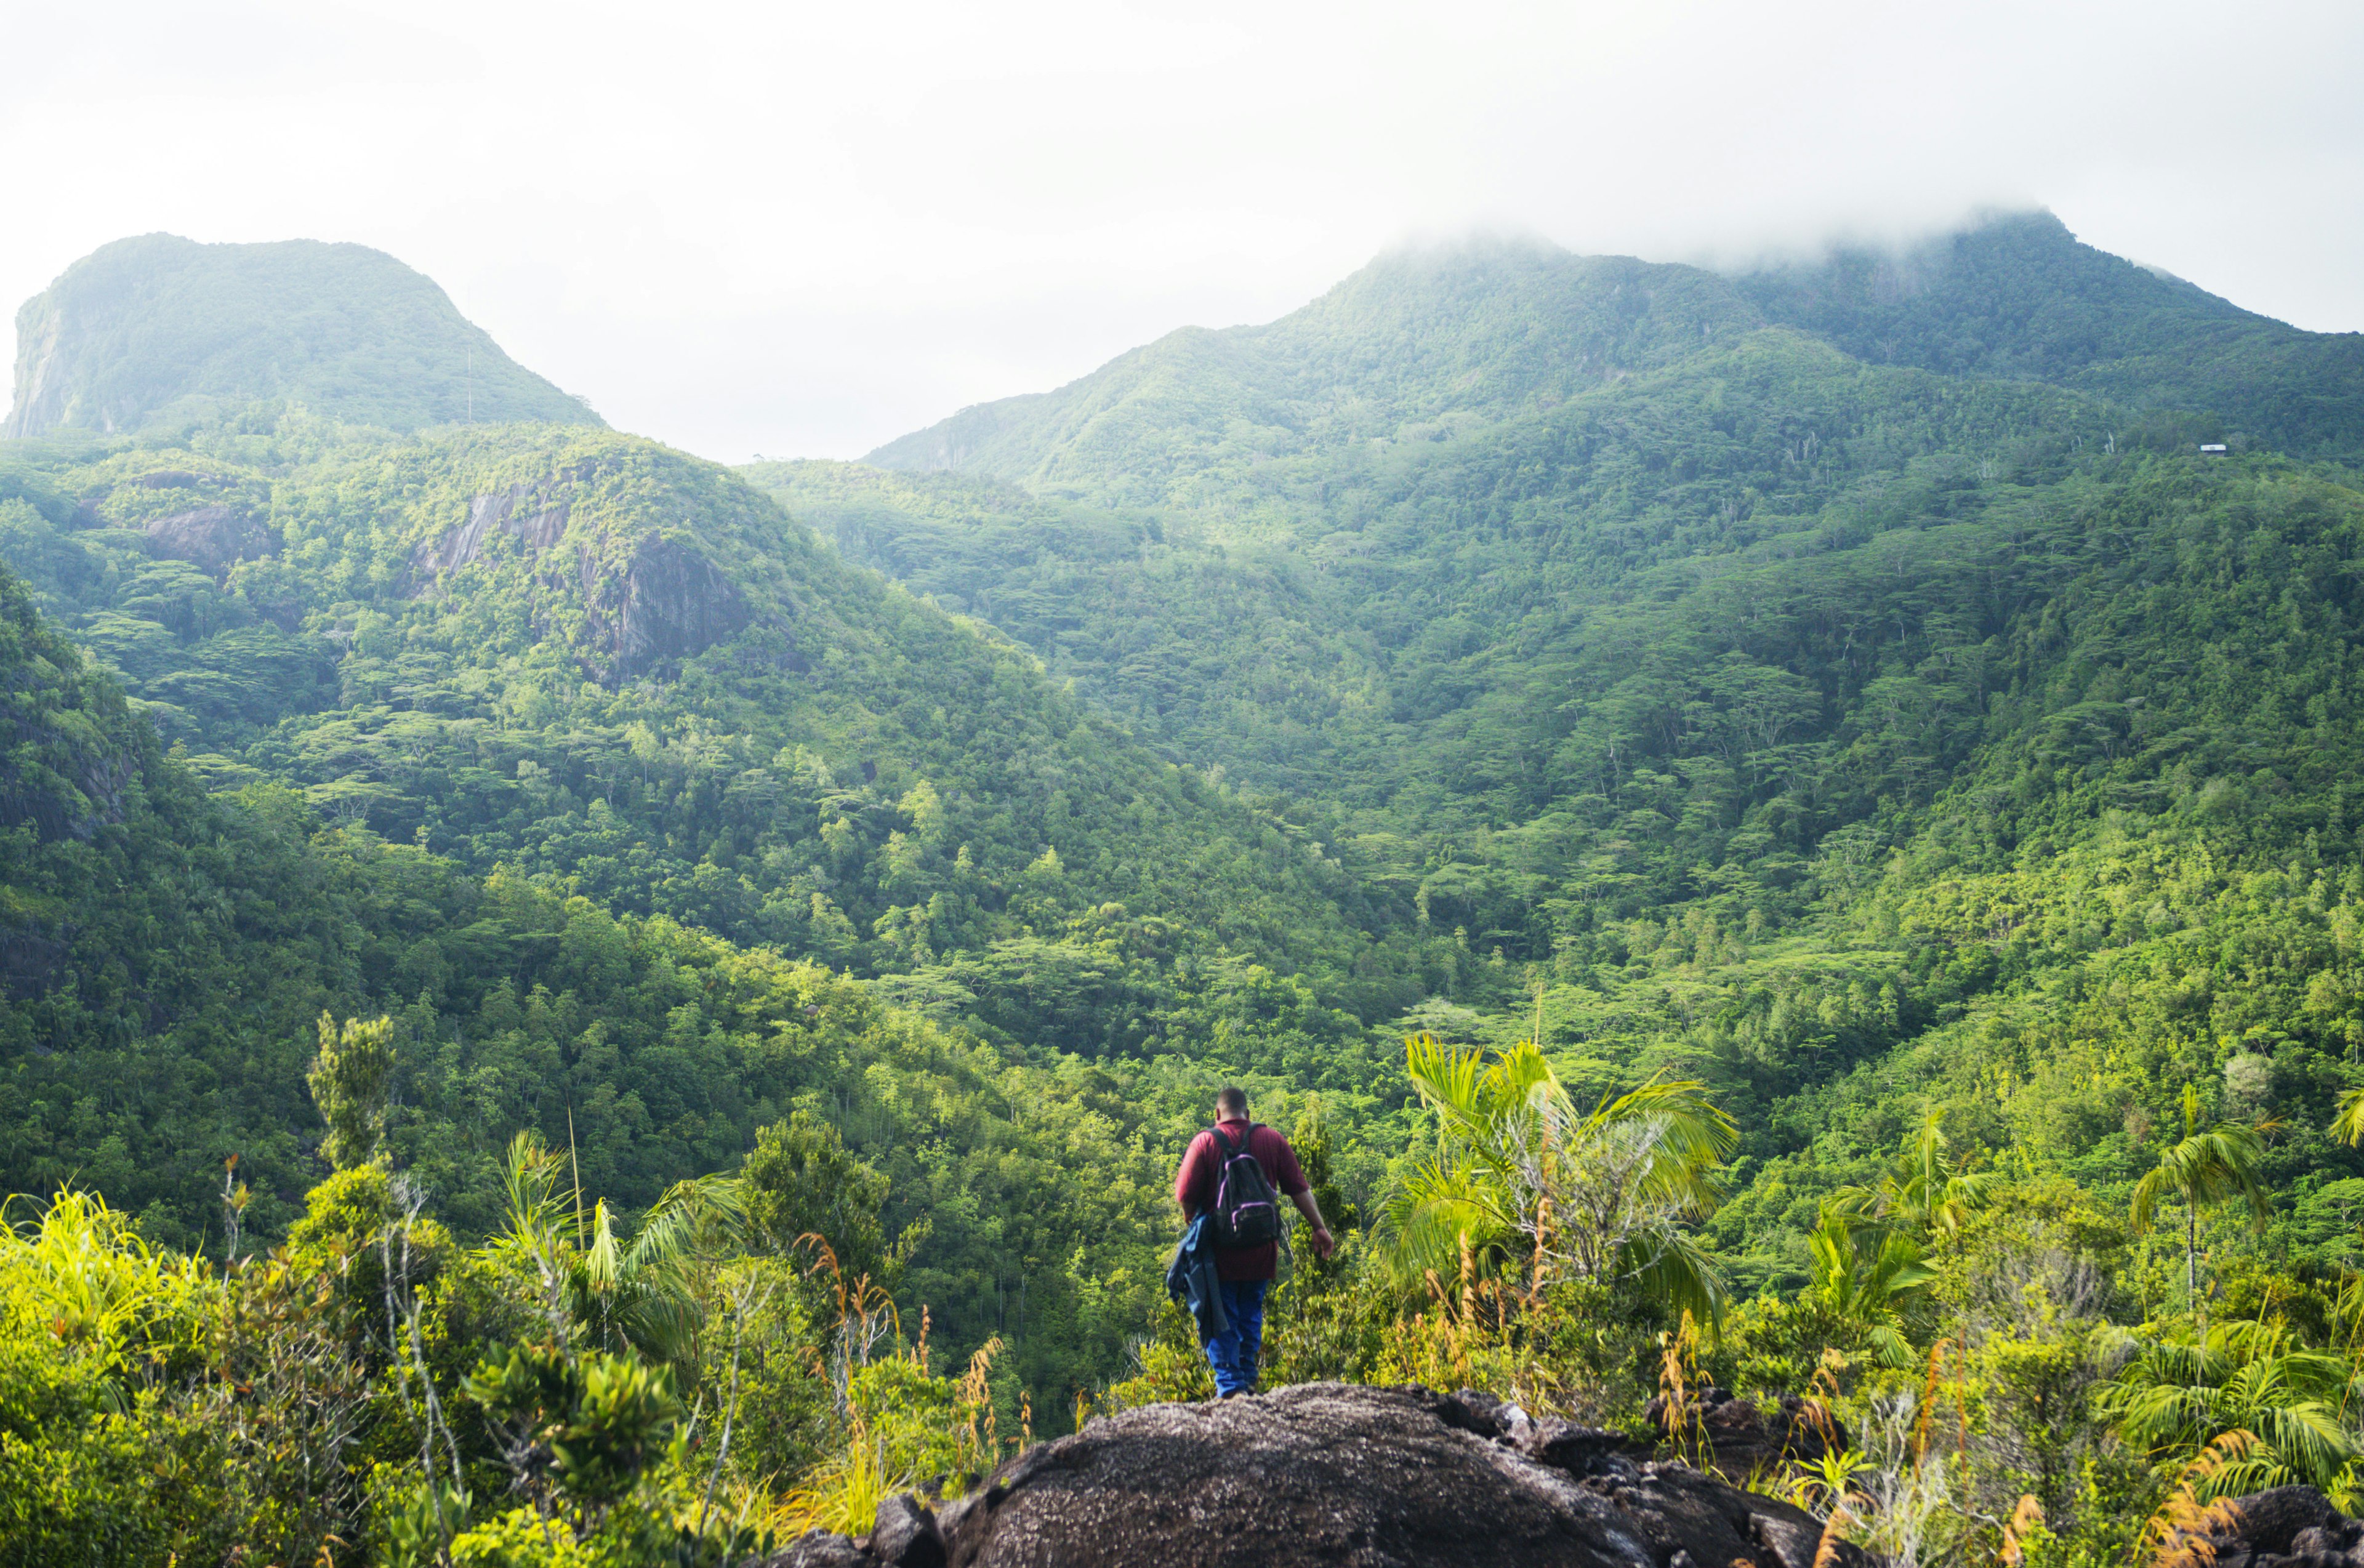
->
[1215, 1087, 1250, 1123]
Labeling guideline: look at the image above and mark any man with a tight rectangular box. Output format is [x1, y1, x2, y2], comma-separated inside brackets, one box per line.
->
[1173, 1087, 1335, 1398]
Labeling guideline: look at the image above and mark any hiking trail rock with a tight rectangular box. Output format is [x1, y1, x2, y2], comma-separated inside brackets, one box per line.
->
[760, 1382, 1863, 1568]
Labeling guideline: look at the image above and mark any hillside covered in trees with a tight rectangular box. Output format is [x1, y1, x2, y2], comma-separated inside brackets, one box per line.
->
[6, 234, 599, 439]
[7, 211, 2364, 1564]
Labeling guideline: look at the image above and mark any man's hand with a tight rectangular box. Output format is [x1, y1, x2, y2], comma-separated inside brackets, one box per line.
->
[1290, 1188, 1336, 1258]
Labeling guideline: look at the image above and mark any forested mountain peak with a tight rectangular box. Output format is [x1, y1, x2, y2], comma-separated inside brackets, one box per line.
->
[869, 211, 2364, 505]
[1735, 207, 2364, 455]
[862, 235, 1760, 504]
[5, 233, 600, 440]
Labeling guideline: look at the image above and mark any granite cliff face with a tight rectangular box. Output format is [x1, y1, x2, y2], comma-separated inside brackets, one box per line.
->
[411, 480, 573, 578]
[603, 533, 752, 680]
[407, 465, 758, 683]
[762, 1384, 1868, 1568]
[143, 505, 280, 576]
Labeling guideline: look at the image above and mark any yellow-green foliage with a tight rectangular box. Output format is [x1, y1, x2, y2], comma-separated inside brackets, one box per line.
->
[0, 1191, 226, 1566]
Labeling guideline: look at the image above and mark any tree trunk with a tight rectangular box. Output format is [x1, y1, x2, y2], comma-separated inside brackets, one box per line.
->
[2188, 1203, 2202, 1341]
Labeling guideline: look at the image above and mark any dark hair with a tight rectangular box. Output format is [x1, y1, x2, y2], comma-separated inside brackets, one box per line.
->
[1215, 1086, 1249, 1118]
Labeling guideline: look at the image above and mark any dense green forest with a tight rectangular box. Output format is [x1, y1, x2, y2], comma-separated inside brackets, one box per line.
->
[8, 211, 2364, 1564]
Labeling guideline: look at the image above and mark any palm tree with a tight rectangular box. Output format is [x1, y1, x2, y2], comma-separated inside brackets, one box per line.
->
[1836, 1108, 1996, 1245]
[2097, 1318, 2360, 1506]
[2130, 1086, 2273, 1335]
[1388, 1032, 1735, 1321]
[1831, 1107, 1995, 1347]
[1804, 1205, 1936, 1368]
[490, 1132, 745, 1380]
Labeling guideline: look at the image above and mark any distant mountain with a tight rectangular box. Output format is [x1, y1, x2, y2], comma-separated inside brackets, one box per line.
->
[869, 214, 2364, 500]
[5, 233, 600, 438]
[1736, 209, 2364, 457]
[866, 238, 1759, 505]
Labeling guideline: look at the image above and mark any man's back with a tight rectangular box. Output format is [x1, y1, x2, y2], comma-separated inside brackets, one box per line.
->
[1175, 1121, 1306, 1282]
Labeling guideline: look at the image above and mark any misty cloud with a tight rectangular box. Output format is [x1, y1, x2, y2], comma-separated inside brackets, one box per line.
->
[3, 0, 2357, 461]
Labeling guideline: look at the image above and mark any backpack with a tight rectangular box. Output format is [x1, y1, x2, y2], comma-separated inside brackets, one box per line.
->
[1206, 1124, 1281, 1250]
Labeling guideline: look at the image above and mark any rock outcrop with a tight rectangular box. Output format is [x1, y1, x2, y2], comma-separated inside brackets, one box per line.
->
[404, 474, 754, 681]
[762, 1383, 1864, 1568]
[2189, 1485, 2352, 1568]
[603, 533, 750, 680]
[143, 505, 279, 576]
[1642, 1388, 1847, 1481]
[411, 481, 574, 579]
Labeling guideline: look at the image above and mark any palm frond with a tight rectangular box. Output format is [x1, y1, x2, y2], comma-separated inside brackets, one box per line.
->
[1383, 1154, 1515, 1287]
[2333, 1086, 2364, 1148]
[1619, 1227, 1727, 1327]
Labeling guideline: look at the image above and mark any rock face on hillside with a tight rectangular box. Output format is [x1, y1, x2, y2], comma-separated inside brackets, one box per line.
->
[604, 533, 750, 680]
[763, 1383, 1863, 1568]
[407, 472, 755, 681]
[411, 480, 573, 577]
[144, 505, 278, 576]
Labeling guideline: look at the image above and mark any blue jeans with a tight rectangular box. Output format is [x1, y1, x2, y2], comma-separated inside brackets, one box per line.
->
[1200, 1278, 1267, 1397]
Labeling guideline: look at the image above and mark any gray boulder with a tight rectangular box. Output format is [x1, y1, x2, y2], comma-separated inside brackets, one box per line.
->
[2190, 1486, 2352, 1568]
[760, 1383, 1863, 1568]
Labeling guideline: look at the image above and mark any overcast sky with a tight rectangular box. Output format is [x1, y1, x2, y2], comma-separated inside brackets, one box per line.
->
[5, 0, 2360, 463]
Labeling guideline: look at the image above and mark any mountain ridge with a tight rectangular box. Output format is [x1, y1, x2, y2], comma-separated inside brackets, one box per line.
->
[865, 239, 1763, 504]
[867, 211, 2364, 493]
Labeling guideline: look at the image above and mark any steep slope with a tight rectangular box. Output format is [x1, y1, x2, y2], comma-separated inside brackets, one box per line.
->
[5, 233, 599, 438]
[867, 238, 1763, 507]
[773, 329, 2115, 816]
[781, 268, 2364, 1296]
[0, 549, 1232, 1401]
[0, 419, 1403, 1056]
[1735, 209, 2364, 457]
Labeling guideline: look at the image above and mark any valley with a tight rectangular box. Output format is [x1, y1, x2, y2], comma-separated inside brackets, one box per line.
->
[4, 209, 2363, 1562]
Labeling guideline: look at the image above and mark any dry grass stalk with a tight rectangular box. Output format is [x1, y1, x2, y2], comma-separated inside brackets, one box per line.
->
[1913, 1338, 1955, 1461]
[1811, 1500, 1859, 1568]
[2000, 1494, 2045, 1568]
[2138, 1430, 2257, 1568]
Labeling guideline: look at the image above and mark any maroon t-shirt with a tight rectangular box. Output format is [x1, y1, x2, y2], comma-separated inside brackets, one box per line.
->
[1175, 1121, 1309, 1282]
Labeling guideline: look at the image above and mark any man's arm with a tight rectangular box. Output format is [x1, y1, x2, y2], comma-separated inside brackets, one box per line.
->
[1268, 1133, 1335, 1259]
[1290, 1189, 1335, 1260]
[1174, 1132, 1208, 1220]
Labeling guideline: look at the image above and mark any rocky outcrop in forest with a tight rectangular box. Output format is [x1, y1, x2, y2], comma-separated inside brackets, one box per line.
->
[2188, 1485, 2364, 1568]
[143, 505, 279, 576]
[764, 1383, 1870, 1568]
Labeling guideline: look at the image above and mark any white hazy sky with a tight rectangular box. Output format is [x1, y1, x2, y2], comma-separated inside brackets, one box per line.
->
[5, 0, 2360, 462]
